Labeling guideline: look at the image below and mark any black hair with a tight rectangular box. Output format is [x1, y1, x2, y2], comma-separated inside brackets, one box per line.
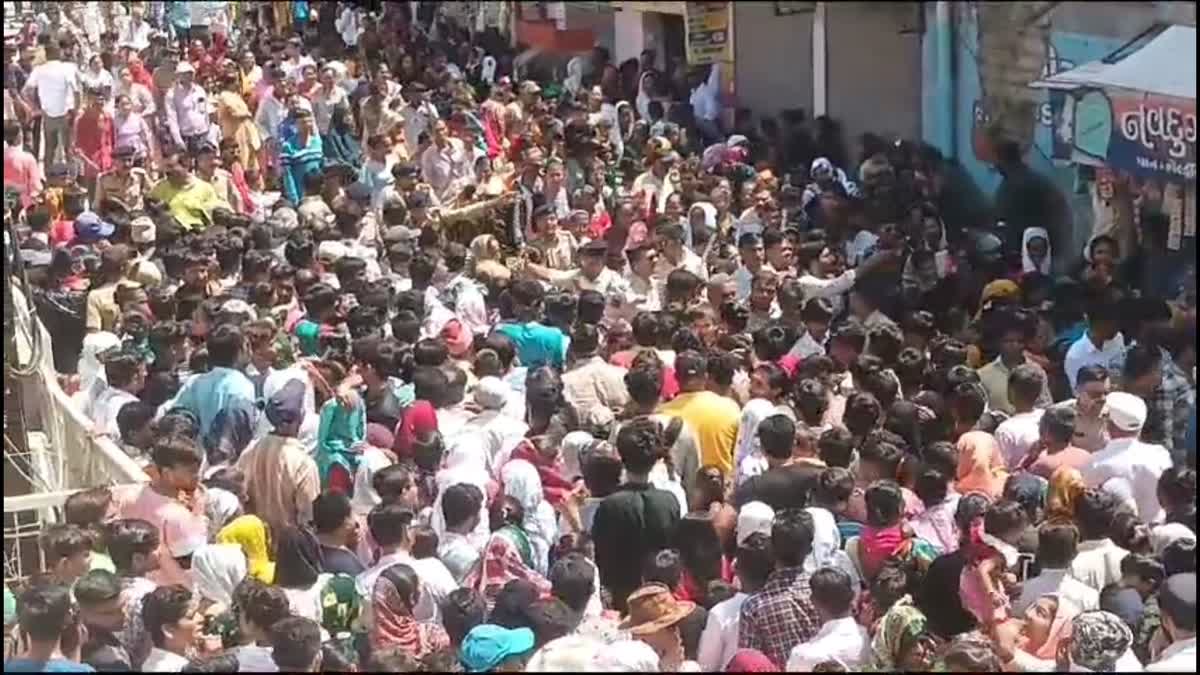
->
[1008, 363, 1046, 408]
[311, 492, 353, 535]
[549, 553, 596, 613]
[844, 392, 882, 437]
[269, 617, 323, 670]
[368, 503, 415, 547]
[810, 567, 855, 616]
[441, 483, 484, 530]
[151, 436, 203, 470]
[527, 598, 576, 647]
[141, 585, 193, 647]
[815, 467, 855, 507]
[1123, 342, 1163, 383]
[770, 508, 815, 567]
[643, 548, 683, 590]
[864, 480, 904, 527]
[440, 588, 487, 646]
[39, 523, 92, 566]
[73, 569, 123, 609]
[231, 578, 290, 635]
[1075, 488, 1120, 541]
[104, 518, 159, 573]
[581, 451, 624, 498]
[17, 582, 75, 643]
[914, 468, 950, 508]
[859, 438, 903, 479]
[985, 499, 1029, 541]
[1036, 522, 1079, 569]
[758, 414, 796, 461]
[1120, 552, 1165, 588]
[1162, 538, 1197, 576]
[794, 378, 829, 427]
[734, 533, 775, 590]
[615, 417, 661, 474]
[1075, 365, 1110, 388]
[205, 323, 243, 368]
[1039, 404, 1076, 445]
[676, 514, 725, 597]
[1158, 466, 1197, 513]
[374, 463, 416, 505]
[818, 427, 855, 468]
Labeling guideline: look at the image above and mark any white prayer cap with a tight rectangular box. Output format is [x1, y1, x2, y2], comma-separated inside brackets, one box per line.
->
[474, 376, 509, 410]
[737, 501, 776, 547]
[1104, 391, 1147, 432]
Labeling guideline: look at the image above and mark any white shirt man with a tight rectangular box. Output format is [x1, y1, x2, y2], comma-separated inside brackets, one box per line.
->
[689, 63, 722, 124]
[995, 408, 1046, 470]
[402, 96, 439, 158]
[1081, 392, 1173, 524]
[696, 590, 749, 671]
[787, 616, 870, 672]
[1064, 330, 1126, 390]
[23, 56, 78, 118]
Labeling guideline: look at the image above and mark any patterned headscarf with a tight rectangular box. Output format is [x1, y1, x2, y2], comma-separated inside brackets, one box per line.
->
[870, 595, 928, 670]
[1069, 610, 1132, 672]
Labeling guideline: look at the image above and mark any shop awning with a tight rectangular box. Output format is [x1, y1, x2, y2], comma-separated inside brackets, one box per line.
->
[1029, 23, 1195, 100]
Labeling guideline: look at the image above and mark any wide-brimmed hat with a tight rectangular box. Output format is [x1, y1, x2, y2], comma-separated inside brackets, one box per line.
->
[619, 583, 695, 635]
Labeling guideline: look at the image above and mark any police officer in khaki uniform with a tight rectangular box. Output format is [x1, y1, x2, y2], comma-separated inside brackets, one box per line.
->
[95, 144, 154, 212]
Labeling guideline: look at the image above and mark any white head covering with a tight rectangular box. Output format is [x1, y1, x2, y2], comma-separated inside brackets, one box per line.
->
[594, 639, 661, 671]
[205, 487, 244, 540]
[503, 458, 544, 516]
[636, 71, 655, 121]
[191, 544, 248, 608]
[1151, 522, 1196, 556]
[1104, 392, 1147, 432]
[560, 431, 596, 482]
[686, 201, 717, 249]
[77, 332, 123, 396]
[737, 501, 776, 547]
[1022, 226, 1052, 275]
[525, 635, 608, 672]
[502, 459, 556, 575]
[564, 56, 586, 95]
[474, 376, 510, 411]
[481, 56, 497, 84]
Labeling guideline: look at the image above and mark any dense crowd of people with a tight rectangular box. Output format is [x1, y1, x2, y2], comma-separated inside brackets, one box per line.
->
[3, 1, 1197, 673]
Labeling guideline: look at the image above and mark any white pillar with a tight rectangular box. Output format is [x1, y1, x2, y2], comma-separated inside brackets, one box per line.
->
[613, 8, 646, 64]
[812, 1, 828, 117]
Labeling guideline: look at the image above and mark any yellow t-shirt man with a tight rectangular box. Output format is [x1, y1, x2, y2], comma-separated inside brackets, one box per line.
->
[658, 389, 741, 478]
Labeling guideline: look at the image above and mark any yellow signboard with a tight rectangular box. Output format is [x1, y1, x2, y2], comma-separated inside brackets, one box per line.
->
[610, 1, 686, 15]
[685, 2, 732, 65]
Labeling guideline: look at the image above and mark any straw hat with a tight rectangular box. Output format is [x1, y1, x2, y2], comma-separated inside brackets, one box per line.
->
[619, 583, 695, 636]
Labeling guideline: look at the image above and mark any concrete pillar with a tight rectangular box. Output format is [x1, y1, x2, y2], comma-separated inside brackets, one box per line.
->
[613, 8, 645, 64]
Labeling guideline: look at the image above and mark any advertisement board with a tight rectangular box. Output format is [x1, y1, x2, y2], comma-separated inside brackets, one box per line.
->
[684, 2, 731, 65]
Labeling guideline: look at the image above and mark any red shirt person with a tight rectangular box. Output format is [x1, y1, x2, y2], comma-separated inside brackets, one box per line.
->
[73, 89, 115, 181]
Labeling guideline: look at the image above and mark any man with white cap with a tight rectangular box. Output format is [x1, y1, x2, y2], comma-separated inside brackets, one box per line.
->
[164, 60, 211, 153]
[1081, 391, 1174, 523]
[697, 517, 774, 671]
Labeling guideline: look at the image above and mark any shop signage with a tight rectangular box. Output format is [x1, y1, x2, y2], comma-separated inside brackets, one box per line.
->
[685, 2, 731, 65]
[1107, 94, 1197, 181]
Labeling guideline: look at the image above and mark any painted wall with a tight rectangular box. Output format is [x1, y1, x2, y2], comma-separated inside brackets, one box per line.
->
[732, 2, 813, 120]
[923, 2, 1195, 261]
[826, 2, 923, 149]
